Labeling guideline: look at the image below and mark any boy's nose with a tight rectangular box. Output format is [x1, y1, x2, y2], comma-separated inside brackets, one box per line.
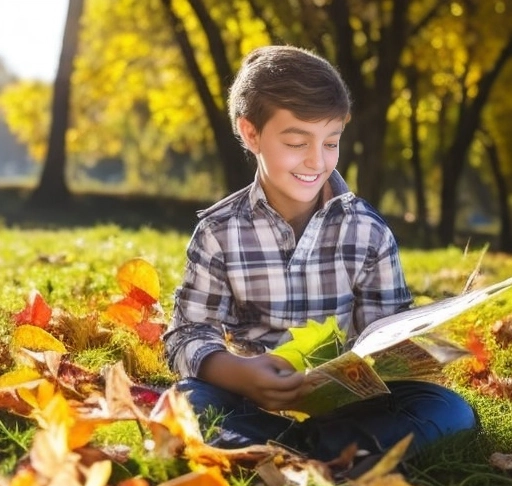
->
[304, 144, 325, 170]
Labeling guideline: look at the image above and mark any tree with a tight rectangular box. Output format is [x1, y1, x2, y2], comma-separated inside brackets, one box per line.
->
[160, 0, 253, 193]
[437, 24, 512, 245]
[30, 0, 85, 206]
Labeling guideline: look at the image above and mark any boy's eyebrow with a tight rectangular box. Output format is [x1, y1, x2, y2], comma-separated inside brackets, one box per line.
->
[279, 126, 344, 137]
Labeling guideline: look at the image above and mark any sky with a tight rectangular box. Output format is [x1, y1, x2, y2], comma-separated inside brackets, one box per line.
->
[0, 0, 68, 82]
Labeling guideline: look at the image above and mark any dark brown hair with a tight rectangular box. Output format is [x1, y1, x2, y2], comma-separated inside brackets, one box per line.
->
[228, 45, 351, 139]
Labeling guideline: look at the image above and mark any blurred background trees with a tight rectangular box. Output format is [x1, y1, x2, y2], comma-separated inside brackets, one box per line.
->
[0, 0, 511, 250]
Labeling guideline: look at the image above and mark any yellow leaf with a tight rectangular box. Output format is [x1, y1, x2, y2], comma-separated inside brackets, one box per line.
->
[17, 379, 56, 412]
[354, 434, 414, 484]
[8, 469, 39, 486]
[11, 325, 67, 354]
[117, 258, 160, 303]
[83, 459, 112, 486]
[0, 367, 41, 388]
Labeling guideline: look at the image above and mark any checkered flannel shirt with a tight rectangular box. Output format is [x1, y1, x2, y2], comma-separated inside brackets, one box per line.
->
[163, 170, 412, 377]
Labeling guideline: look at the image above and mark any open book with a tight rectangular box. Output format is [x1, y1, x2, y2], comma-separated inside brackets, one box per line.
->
[284, 276, 512, 416]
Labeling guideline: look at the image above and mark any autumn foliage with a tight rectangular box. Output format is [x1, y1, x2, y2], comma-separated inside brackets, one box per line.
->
[1, 256, 512, 485]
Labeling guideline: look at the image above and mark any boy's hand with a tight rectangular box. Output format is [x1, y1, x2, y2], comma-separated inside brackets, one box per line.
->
[198, 351, 304, 411]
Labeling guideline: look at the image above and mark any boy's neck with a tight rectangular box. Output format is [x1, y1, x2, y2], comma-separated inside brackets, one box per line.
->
[288, 194, 323, 241]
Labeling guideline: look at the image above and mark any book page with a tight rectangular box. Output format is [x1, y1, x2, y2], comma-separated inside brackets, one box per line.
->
[352, 277, 512, 358]
[284, 351, 389, 416]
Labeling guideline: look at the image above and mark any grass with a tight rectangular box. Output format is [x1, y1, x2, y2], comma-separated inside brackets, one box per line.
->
[0, 223, 511, 485]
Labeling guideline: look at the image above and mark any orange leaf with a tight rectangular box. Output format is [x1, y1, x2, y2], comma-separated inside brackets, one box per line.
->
[13, 290, 52, 328]
[104, 302, 142, 329]
[118, 479, 151, 486]
[9, 469, 39, 486]
[117, 258, 160, 306]
[160, 468, 230, 486]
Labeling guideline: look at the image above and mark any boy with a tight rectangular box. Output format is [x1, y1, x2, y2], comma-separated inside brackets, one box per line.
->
[163, 45, 475, 466]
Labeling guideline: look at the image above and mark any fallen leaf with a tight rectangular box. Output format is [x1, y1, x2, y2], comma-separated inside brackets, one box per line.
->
[0, 371, 46, 416]
[466, 329, 490, 373]
[82, 459, 112, 486]
[117, 479, 151, 486]
[490, 452, 512, 471]
[351, 434, 413, 485]
[117, 258, 160, 305]
[158, 468, 230, 486]
[7, 469, 39, 486]
[11, 325, 67, 354]
[135, 320, 165, 344]
[13, 290, 52, 328]
[104, 300, 143, 329]
[492, 316, 512, 347]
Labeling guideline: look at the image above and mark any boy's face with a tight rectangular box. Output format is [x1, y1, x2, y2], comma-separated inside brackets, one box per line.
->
[238, 109, 345, 221]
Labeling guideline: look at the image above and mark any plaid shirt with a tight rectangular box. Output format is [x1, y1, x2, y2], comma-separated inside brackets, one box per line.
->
[164, 170, 412, 377]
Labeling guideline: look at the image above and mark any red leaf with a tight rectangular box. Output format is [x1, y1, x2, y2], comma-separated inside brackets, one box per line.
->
[127, 287, 157, 308]
[466, 330, 489, 372]
[13, 290, 52, 328]
[130, 384, 163, 409]
[134, 320, 164, 344]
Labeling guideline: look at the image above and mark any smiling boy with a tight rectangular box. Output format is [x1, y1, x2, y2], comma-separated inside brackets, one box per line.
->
[163, 45, 475, 469]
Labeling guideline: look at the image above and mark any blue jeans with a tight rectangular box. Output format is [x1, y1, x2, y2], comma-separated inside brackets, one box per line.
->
[176, 378, 477, 461]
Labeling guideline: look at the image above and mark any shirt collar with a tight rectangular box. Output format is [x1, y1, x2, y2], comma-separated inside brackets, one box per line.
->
[248, 169, 353, 212]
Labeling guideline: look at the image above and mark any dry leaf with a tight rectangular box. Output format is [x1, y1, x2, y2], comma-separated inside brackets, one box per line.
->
[117, 479, 151, 486]
[158, 468, 230, 486]
[489, 452, 512, 471]
[82, 459, 112, 486]
[350, 434, 413, 485]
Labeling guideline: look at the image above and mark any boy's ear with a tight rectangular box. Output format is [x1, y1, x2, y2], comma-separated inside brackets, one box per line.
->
[237, 117, 260, 154]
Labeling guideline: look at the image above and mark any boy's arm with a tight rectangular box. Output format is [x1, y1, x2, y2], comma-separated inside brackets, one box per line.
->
[163, 224, 304, 409]
[163, 223, 234, 377]
[352, 225, 412, 334]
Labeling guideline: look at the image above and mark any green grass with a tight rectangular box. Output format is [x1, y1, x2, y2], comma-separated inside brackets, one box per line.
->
[0, 225, 512, 485]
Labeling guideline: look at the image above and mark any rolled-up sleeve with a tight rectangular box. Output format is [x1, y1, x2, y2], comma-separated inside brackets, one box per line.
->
[163, 223, 234, 377]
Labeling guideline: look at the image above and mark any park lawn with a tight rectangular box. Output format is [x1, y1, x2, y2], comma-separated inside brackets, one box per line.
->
[0, 225, 512, 485]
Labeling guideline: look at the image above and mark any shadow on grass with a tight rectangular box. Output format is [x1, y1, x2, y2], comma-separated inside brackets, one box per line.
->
[407, 429, 512, 486]
[0, 187, 212, 233]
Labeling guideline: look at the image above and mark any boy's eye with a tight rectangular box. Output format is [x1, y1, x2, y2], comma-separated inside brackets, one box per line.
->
[286, 143, 306, 149]
[326, 143, 339, 149]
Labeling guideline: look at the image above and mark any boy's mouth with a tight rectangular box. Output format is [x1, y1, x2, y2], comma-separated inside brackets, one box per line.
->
[292, 173, 319, 182]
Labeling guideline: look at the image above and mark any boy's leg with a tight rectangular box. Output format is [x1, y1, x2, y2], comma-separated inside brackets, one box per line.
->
[175, 377, 295, 447]
[280, 380, 477, 461]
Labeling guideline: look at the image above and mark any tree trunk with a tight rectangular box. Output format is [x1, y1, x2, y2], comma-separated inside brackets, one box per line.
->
[161, 0, 253, 194]
[484, 135, 512, 252]
[29, 0, 84, 207]
[438, 36, 512, 246]
[329, 0, 409, 205]
[406, 67, 431, 248]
